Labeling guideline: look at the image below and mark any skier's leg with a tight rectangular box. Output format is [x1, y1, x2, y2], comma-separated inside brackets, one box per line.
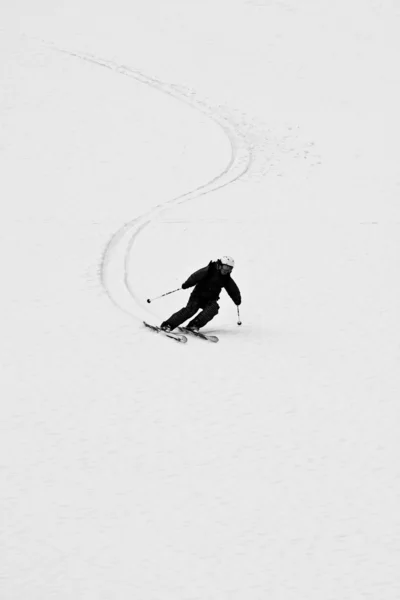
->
[161, 299, 200, 330]
[187, 301, 219, 329]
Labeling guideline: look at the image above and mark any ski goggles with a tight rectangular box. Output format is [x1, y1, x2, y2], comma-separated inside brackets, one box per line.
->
[220, 264, 233, 273]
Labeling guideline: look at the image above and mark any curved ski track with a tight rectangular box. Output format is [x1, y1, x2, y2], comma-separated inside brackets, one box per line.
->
[53, 48, 254, 321]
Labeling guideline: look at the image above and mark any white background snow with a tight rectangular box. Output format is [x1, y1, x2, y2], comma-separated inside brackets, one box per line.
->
[1, 1, 400, 598]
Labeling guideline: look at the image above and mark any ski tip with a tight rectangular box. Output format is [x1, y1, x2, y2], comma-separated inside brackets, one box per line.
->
[144, 321, 187, 343]
[178, 327, 219, 342]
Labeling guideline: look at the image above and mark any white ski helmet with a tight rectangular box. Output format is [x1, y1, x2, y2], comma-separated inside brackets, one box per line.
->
[220, 255, 235, 268]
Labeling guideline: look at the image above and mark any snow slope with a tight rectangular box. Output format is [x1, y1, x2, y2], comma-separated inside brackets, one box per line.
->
[1, 1, 400, 598]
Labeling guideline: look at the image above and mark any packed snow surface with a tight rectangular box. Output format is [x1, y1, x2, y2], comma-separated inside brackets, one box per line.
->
[1, 1, 400, 598]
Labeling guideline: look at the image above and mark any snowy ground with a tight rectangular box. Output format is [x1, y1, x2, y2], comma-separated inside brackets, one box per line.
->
[1, 1, 400, 598]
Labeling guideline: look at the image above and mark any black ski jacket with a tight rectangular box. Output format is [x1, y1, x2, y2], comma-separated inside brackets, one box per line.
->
[182, 261, 241, 305]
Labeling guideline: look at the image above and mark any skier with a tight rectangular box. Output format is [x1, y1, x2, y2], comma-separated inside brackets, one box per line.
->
[160, 256, 241, 332]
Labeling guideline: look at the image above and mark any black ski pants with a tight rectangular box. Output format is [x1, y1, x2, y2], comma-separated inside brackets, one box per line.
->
[161, 297, 219, 330]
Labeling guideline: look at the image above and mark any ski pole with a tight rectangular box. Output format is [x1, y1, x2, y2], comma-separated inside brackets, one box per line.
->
[146, 288, 181, 304]
[237, 306, 242, 326]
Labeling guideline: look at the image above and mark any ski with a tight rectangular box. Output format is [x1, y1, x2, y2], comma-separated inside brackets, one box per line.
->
[143, 321, 187, 343]
[178, 327, 219, 343]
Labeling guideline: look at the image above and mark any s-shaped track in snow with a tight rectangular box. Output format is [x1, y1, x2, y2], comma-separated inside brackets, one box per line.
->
[53, 48, 254, 321]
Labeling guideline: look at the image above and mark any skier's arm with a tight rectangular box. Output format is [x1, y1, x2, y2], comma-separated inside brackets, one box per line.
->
[225, 277, 242, 305]
[181, 266, 209, 289]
